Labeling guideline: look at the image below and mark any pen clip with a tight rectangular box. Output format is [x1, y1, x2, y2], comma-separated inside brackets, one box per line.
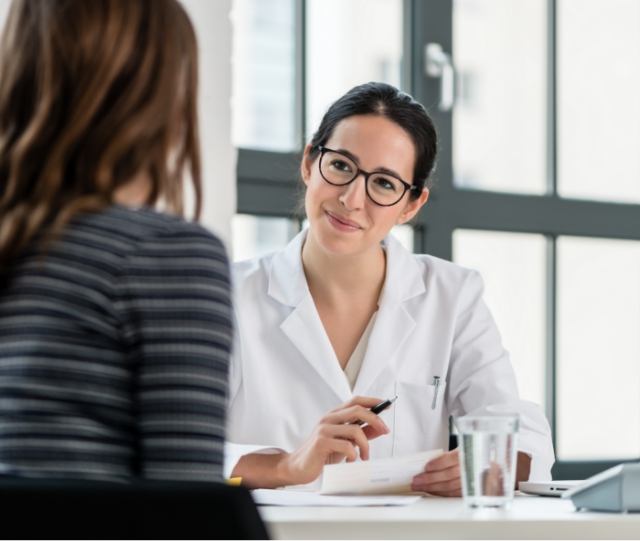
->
[431, 376, 441, 410]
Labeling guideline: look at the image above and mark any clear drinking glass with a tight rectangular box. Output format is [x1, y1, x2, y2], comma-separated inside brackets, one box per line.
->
[456, 415, 519, 508]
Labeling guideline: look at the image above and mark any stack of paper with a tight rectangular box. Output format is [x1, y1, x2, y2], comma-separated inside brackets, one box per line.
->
[252, 490, 421, 507]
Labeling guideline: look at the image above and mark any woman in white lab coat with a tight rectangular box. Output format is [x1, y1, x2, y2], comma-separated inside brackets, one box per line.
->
[227, 82, 554, 493]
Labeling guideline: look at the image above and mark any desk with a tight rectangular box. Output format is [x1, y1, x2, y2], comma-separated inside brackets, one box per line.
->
[260, 494, 640, 539]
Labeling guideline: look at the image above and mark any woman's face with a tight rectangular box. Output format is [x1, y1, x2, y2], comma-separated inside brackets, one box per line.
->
[301, 114, 429, 257]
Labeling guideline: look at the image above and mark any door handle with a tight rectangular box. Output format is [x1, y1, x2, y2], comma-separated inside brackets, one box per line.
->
[425, 43, 455, 112]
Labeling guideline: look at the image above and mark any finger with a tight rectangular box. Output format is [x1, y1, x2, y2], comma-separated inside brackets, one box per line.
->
[330, 396, 383, 413]
[412, 477, 462, 494]
[362, 424, 388, 440]
[425, 449, 459, 472]
[414, 464, 459, 485]
[323, 398, 393, 442]
[329, 424, 371, 460]
[347, 395, 384, 408]
[329, 439, 358, 463]
[428, 478, 462, 493]
[428, 488, 462, 498]
[324, 405, 389, 434]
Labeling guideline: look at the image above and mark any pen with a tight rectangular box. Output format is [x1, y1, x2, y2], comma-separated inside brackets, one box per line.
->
[352, 395, 398, 426]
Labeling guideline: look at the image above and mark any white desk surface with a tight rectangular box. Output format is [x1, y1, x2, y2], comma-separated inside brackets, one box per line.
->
[259, 493, 640, 539]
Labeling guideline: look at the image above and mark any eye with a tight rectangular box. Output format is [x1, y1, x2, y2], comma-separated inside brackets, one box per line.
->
[329, 159, 353, 174]
[371, 175, 399, 192]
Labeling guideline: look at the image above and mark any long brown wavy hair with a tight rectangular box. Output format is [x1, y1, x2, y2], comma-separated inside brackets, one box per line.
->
[0, 0, 202, 275]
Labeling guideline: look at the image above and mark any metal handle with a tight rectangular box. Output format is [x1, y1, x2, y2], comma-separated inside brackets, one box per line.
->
[425, 43, 455, 112]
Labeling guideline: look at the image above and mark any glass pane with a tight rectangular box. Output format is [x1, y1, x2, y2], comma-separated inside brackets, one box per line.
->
[231, 0, 297, 151]
[557, 237, 640, 460]
[558, 0, 640, 204]
[232, 214, 299, 261]
[453, 230, 547, 408]
[453, 0, 547, 194]
[306, 0, 402, 138]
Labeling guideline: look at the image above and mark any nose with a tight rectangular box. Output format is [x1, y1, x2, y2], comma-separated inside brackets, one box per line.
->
[338, 173, 367, 210]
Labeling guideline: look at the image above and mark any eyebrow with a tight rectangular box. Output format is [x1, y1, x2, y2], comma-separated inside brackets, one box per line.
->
[334, 147, 405, 180]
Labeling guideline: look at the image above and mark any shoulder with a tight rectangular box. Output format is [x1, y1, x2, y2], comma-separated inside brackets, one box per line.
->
[69, 206, 229, 285]
[84, 205, 224, 249]
[231, 251, 276, 293]
[416, 253, 480, 285]
[411, 253, 486, 311]
[418, 253, 484, 295]
[231, 230, 307, 308]
[385, 234, 482, 297]
[75, 205, 226, 258]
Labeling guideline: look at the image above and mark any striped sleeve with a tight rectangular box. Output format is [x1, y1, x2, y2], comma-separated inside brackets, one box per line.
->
[115, 225, 232, 481]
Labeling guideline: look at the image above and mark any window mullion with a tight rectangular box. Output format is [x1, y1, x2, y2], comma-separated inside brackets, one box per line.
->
[412, 0, 453, 256]
[547, 235, 558, 473]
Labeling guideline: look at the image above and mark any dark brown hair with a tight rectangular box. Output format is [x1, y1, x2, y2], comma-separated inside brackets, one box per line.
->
[309, 82, 437, 195]
[0, 0, 201, 273]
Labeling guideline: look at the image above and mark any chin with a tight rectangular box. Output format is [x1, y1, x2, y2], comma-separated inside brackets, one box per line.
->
[310, 221, 368, 256]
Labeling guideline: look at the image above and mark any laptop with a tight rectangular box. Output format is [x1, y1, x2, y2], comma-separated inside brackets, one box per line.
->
[519, 480, 584, 497]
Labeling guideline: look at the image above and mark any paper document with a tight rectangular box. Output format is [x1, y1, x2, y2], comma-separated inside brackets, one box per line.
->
[252, 489, 421, 507]
[320, 449, 442, 495]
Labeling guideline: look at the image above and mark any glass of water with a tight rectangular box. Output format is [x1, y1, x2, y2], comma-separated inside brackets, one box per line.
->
[456, 415, 519, 508]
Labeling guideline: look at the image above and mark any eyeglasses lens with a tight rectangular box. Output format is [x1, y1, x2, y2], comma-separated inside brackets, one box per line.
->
[320, 150, 406, 206]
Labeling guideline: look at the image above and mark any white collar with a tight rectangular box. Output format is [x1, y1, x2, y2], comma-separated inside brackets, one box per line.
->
[267, 228, 427, 307]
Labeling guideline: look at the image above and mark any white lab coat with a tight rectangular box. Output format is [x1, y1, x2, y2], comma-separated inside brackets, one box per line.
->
[226, 230, 554, 480]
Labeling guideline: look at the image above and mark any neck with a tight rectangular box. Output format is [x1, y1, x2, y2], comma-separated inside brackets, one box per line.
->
[301, 229, 387, 307]
[114, 172, 152, 208]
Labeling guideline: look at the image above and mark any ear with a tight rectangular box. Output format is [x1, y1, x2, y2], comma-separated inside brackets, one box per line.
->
[397, 188, 429, 225]
[300, 144, 314, 186]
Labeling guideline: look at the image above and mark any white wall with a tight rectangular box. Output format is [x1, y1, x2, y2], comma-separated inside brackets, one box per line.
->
[0, 1, 8, 24]
[0, 0, 236, 245]
[182, 0, 235, 244]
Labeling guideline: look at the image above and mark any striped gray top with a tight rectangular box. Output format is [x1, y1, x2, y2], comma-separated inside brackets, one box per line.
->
[0, 205, 232, 482]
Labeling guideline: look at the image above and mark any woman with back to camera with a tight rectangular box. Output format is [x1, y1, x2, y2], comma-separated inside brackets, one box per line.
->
[226, 82, 554, 494]
[0, 0, 231, 481]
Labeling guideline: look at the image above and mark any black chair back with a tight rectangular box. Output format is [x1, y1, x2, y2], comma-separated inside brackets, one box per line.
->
[0, 478, 269, 539]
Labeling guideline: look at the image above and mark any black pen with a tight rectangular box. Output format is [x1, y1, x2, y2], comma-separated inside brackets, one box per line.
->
[352, 395, 398, 426]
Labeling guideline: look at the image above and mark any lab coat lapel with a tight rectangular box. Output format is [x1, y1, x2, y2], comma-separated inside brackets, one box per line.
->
[280, 295, 352, 403]
[352, 235, 426, 396]
[269, 230, 352, 404]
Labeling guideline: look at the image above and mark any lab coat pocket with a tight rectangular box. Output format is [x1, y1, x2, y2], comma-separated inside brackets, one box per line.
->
[392, 379, 448, 457]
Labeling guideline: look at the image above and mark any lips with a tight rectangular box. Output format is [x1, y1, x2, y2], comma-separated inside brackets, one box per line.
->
[324, 210, 363, 231]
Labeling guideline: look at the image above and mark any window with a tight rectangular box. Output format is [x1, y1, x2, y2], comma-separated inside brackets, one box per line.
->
[232, 0, 409, 246]
[233, 0, 640, 478]
[453, 0, 547, 194]
[231, 0, 297, 151]
[306, 0, 403, 138]
[453, 230, 547, 408]
[557, 0, 640, 204]
[556, 237, 640, 460]
[231, 215, 299, 261]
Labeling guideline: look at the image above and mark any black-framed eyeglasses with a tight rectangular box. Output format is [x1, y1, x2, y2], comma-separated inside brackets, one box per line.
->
[316, 146, 419, 207]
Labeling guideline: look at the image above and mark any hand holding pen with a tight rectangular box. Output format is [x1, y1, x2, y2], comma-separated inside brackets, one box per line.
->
[275, 396, 393, 486]
[351, 395, 398, 426]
